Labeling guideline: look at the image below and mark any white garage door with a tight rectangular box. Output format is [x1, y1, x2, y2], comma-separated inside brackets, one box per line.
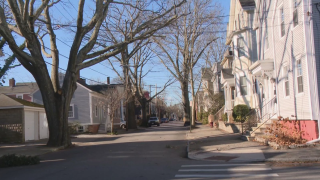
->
[24, 111, 36, 141]
[39, 112, 49, 139]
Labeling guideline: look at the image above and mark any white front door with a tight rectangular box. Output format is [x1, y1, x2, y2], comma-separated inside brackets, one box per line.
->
[24, 111, 36, 141]
[39, 112, 49, 139]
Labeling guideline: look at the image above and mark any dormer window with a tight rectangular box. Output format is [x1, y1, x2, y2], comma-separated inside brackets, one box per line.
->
[237, 37, 245, 57]
[280, 6, 285, 37]
[293, 0, 298, 27]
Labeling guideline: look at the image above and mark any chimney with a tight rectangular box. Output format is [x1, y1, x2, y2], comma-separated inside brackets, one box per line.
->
[9, 78, 15, 87]
[107, 77, 110, 85]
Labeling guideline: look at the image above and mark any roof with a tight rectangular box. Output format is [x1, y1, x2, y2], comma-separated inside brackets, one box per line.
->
[76, 80, 123, 94]
[201, 68, 212, 80]
[239, 0, 255, 7]
[0, 94, 44, 108]
[87, 84, 124, 94]
[221, 69, 234, 80]
[0, 82, 38, 94]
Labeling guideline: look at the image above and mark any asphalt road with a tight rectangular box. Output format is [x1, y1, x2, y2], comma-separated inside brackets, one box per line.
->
[1, 121, 320, 180]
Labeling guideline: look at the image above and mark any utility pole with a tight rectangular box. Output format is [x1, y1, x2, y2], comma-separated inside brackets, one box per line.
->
[149, 85, 152, 115]
[153, 84, 161, 119]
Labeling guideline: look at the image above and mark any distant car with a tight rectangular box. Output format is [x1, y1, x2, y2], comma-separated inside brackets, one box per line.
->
[160, 118, 167, 123]
[148, 117, 160, 127]
[120, 119, 126, 129]
[169, 118, 174, 121]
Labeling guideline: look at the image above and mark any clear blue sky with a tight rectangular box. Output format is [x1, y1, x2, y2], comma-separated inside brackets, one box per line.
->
[3, 0, 230, 105]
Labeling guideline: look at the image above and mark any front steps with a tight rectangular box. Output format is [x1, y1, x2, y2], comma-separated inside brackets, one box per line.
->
[242, 121, 275, 141]
[98, 123, 106, 133]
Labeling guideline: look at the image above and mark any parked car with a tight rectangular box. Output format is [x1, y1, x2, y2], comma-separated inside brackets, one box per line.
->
[120, 119, 126, 129]
[148, 117, 160, 127]
[169, 118, 174, 121]
[160, 118, 167, 123]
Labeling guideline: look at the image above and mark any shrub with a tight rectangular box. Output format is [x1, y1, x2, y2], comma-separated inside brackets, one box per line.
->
[266, 117, 307, 145]
[0, 154, 40, 168]
[222, 113, 228, 122]
[69, 122, 80, 134]
[197, 111, 209, 124]
[232, 104, 250, 123]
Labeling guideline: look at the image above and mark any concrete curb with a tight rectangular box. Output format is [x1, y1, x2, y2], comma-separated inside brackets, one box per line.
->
[186, 132, 320, 163]
[187, 148, 320, 163]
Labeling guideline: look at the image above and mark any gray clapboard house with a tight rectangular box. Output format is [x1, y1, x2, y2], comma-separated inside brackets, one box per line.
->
[0, 76, 125, 133]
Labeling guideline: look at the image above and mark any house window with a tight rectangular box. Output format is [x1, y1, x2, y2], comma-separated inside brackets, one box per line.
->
[103, 106, 106, 117]
[238, 14, 241, 29]
[229, 61, 233, 68]
[265, 27, 269, 49]
[68, 104, 74, 118]
[240, 76, 247, 96]
[95, 105, 98, 117]
[283, 66, 290, 96]
[293, 0, 298, 27]
[280, 6, 285, 37]
[16, 94, 23, 99]
[78, 126, 84, 132]
[237, 37, 245, 57]
[231, 87, 235, 99]
[296, 60, 303, 93]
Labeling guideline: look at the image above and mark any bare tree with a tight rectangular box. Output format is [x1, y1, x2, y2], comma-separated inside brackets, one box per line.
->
[130, 44, 175, 126]
[0, 37, 25, 85]
[0, 0, 185, 147]
[102, 87, 125, 134]
[108, 42, 175, 127]
[153, 0, 223, 125]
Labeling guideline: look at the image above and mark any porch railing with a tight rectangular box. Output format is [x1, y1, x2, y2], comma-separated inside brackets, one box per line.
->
[239, 96, 277, 135]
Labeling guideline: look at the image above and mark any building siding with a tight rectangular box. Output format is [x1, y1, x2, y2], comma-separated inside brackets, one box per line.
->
[32, 90, 43, 105]
[91, 95, 107, 124]
[254, 0, 311, 120]
[68, 84, 91, 124]
[312, 0, 320, 112]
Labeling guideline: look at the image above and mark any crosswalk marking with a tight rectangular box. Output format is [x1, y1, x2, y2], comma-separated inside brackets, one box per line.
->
[175, 163, 279, 179]
[178, 167, 272, 171]
[181, 163, 266, 167]
[175, 173, 279, 178]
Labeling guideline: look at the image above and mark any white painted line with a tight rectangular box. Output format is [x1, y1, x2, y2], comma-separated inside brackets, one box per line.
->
[175, 174, 279, 178]
[179, 167, 272, 171]
[181, 164, 266, 167]
[40, 159, 65, 163]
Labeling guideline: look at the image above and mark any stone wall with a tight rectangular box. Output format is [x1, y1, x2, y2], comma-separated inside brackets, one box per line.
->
[218, 121, 241, 133]
[0, 108, 24, 143]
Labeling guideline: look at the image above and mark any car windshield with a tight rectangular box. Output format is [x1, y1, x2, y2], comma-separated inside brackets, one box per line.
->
[161, 118, 166, 120]
[149, 117, 157, 120]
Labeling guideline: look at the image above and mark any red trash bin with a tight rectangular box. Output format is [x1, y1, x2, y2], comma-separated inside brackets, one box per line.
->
[210, 122, 213, 128]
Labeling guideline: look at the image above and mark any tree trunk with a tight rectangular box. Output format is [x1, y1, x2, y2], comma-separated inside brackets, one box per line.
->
[181, 81, 190, 122]
[111, 114, 114, 134]
[33, 69, 76, 147]
[192, 100, 196, 126]
[190, 69, 196, 127]
[140, 98, 148, 127]
[126, 94, 137, 129]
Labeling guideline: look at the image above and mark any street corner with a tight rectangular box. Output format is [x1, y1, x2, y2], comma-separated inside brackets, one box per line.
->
[188, 148, 266, 163]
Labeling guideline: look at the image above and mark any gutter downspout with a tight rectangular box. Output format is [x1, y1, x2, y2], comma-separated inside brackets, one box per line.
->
[272, 0, 280, 117]
[306, 0, 320, 144]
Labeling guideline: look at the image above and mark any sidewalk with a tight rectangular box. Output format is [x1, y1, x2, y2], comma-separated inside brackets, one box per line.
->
[0, 127, 146, 157]
[187, 124, 320, 163]
[0, 139, 63, 157]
